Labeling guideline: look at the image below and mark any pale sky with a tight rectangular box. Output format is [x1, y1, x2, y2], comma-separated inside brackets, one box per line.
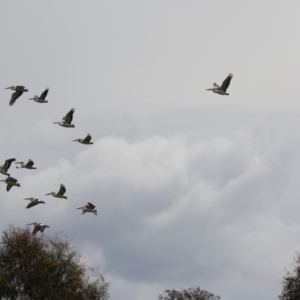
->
[1, 2, 300, 300]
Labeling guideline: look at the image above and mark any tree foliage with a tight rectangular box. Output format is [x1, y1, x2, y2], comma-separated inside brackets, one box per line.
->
[0, 225, 109, 300]
[158, 286, 220, 300]
[279, 252, 300, 300]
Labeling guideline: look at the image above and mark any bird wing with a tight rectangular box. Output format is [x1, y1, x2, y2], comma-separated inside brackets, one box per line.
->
[87, 202, 96, 209]
[83, 134, 92, 143]
[220, 74, 233, 92]
[3, 158, 16, 171]
[24, 197, 35, 201]
[58, 184, 66, 195]
[32, 224, 41, 235]
[26, 202, 37, 209]
[64, 108, 75, 124]
[40, 88, 49, 100]
[26, 159, 34, 167]
[6, 184, 12, 192]
[9, 90, 23, 106]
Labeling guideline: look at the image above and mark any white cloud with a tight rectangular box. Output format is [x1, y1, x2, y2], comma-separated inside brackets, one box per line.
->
[1, 110, 300, 300]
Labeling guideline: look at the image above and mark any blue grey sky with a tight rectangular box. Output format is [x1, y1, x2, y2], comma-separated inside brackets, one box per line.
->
[1, 2, 300, 299]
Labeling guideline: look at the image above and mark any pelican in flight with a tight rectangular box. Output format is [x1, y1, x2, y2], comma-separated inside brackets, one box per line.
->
[73, 134, 93, 145]
[0, 176, 20, 191]
[5, 85, 28, 106]
[15, 159, 36, 170]
[206, 73, 233, 95]
[29, 88, 49, 103]
[27, 222, 50, 235]
[24, 198, 45, 209]
[0, 158, 16, 176]
[46, 184, 67, 199]
[77, 202, 97, 215]
[53, 108, 75, 128]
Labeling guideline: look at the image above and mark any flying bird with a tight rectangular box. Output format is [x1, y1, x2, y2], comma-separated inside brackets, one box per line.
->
[77, 202, 97, 215]
[29, 88, 49, 103]
[53, 108, 75, 128]
[24, 198, 45, 209]
[27, 222, 50, 235]
[5, 85, 28, 106]
[15, 159, 36, 170]
[45, 184, 67, 199]
[0, 158, 16, 176]
[206, 73, 233, 95]
[73, 134, 93, 145]
[0, 176, 20, 191]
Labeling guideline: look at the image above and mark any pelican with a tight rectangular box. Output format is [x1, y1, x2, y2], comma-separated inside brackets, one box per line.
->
[73, 134, 93, 145]
[5, 85, 28, 106]
[53, 108, 75, 128]
[24, 198, 45, 209]
[15, 159, 36, 170]
[46, 184, 67, 199]
[29, 88, 49, 103]
[0, 176, 20, 191]
[77, 202, 97, 215]
[206, 73, 233, 95]
[27, 222, 50, 235]
[0, 158, 16, 176]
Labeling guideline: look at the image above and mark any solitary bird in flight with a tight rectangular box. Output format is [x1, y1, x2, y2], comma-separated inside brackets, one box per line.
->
[5, 85, 28, 105]
[53, 108, 75, 128]
[15, 159, 36, 170]
[24, 198, 45, 209]
[27, 222, 50, 235]
[45, 183, 67, 199]
[0, 158, 16, 176]
[206, 73, 233, 95]
[77, 202, 97, 215]
[29, 88, 49, 103]
[73, 134, 93, 145]
[0, 176, 20, 191]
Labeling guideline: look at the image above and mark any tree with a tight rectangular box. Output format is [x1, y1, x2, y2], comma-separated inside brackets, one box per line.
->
[0, 225, 110, 300]
[158, 286, 220, 300]
[279, 252, 300, 300]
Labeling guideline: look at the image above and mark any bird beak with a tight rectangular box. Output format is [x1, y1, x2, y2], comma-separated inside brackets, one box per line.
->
[29, 98, 34, 100]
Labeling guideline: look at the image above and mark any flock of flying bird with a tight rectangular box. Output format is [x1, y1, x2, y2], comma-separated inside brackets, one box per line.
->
[1, 86, 98, 235]
[1, 74, 233, 235]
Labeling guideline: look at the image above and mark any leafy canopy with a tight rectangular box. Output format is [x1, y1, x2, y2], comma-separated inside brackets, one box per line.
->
[0, 225, 109, 300]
